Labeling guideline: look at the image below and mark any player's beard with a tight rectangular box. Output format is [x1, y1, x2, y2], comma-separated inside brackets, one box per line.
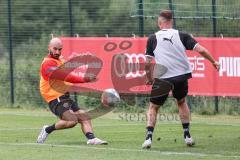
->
[52, 54, 60, 59]
[49, 50, 60, 59]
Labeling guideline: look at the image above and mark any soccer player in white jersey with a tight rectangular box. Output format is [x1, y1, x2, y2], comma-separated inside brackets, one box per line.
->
[142, 10, 220, 149]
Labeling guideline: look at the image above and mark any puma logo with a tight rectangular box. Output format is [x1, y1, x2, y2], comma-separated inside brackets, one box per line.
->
[163, 36, 173, 44]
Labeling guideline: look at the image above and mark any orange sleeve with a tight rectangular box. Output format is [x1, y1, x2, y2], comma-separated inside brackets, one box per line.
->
[41, 59, 91, 83]
[65, 73, 91, 83]
[41, 60, 59, 81]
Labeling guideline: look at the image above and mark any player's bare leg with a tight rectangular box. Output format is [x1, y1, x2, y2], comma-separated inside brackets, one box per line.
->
[72, 109, 107, 145]
[37, 110, 107, 144]
[142, 102, 160, 149]
[37, 110, 78, 143]
[147, 102, 160, 127]
[54, 119, 78, 129]
[73, 110, 93, 134]
[177, 97, 195, 146]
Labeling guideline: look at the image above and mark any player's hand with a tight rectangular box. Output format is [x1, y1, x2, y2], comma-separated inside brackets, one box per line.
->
[212, 61, 220, 71]
[146, 78, 154, 85]
[84, 74, 96, 82]
[89, 74, 97, 81]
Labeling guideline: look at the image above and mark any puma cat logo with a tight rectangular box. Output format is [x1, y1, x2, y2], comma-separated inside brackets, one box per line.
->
[163, 36, 173, 44]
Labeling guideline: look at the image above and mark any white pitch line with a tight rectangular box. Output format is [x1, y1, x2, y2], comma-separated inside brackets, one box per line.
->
[0, 128, 39, 131]
[0, 124, 143, 131]
[190, 121, 240, 127]
[0, 142, 239, 159]
[0, 112, 53, 117]
[1, 112, 240, 127]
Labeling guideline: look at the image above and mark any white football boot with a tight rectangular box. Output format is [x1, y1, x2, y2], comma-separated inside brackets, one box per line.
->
[184, 136, 195, 147]
[37, 125, 49, 144]
[142, 138, 152, 149]
[87, 138, 108, 145]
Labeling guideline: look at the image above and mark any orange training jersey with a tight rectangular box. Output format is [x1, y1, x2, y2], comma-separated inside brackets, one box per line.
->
[39, 55, 65, 103]
[40, 55, 90, 103]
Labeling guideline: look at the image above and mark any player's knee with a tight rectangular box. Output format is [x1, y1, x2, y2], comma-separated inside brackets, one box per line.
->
[150, 102, 160, 110]
[75, 111, 91, 122]
[66, 120, 78, 128]
[77, 109, 86, 114]
[79, 119, 91, 126]
[177, 98, 186, 106]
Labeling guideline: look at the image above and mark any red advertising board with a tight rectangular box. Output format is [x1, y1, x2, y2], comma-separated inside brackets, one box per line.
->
[60, 37, 240, 97]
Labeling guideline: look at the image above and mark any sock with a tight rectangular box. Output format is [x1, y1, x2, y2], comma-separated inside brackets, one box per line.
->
[146, 126, 154, 140]
[45, 124, 56, 134]
[85, 132, 95, 140]
[182, 123, 191, 138]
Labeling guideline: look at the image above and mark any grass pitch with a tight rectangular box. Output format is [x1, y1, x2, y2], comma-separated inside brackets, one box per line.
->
[0, 108, 240, 160]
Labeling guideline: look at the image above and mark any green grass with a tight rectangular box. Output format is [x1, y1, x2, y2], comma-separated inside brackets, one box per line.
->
[0, 108, 240, 160]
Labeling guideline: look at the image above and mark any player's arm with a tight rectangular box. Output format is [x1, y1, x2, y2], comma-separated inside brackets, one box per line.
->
[145, 56, 154, 85]
[179, 32, 220, 71]
[41, 60, 59, 81]
[193, 44, 220, 71]
[145, 34, 157, 85]
[41, 60, 94, 83]
[65, 73, 95, 83]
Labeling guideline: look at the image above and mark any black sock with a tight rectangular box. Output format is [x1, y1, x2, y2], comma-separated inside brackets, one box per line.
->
[85, 132, 95, 140]
[182, 123, 191, 138]
[45, 124, 56, 134]
[146, 126, 154, 140]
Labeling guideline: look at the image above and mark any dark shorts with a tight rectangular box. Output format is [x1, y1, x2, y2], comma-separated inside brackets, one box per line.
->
[150, 73, 191, 106]
[48, 94, 80, 118]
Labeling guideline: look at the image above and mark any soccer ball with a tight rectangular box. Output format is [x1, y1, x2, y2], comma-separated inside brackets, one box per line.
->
[101, 88, 120, 107]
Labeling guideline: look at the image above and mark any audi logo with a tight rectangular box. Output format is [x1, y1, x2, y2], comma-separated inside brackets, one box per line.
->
[113, 53, 146, 78]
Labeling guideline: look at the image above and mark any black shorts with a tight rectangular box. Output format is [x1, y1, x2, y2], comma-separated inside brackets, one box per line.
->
[48, 94, 80, 118]
[150, 73, 191, 106]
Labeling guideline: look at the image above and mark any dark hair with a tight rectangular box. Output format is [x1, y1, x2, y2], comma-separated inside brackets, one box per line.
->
[159, 10, 173, 20]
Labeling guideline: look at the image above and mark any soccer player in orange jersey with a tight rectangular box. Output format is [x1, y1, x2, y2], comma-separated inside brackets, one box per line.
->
[37, 37, 107, 145]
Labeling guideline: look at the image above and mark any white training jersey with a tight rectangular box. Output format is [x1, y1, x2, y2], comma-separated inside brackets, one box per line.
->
[145, 29, 198, 79]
